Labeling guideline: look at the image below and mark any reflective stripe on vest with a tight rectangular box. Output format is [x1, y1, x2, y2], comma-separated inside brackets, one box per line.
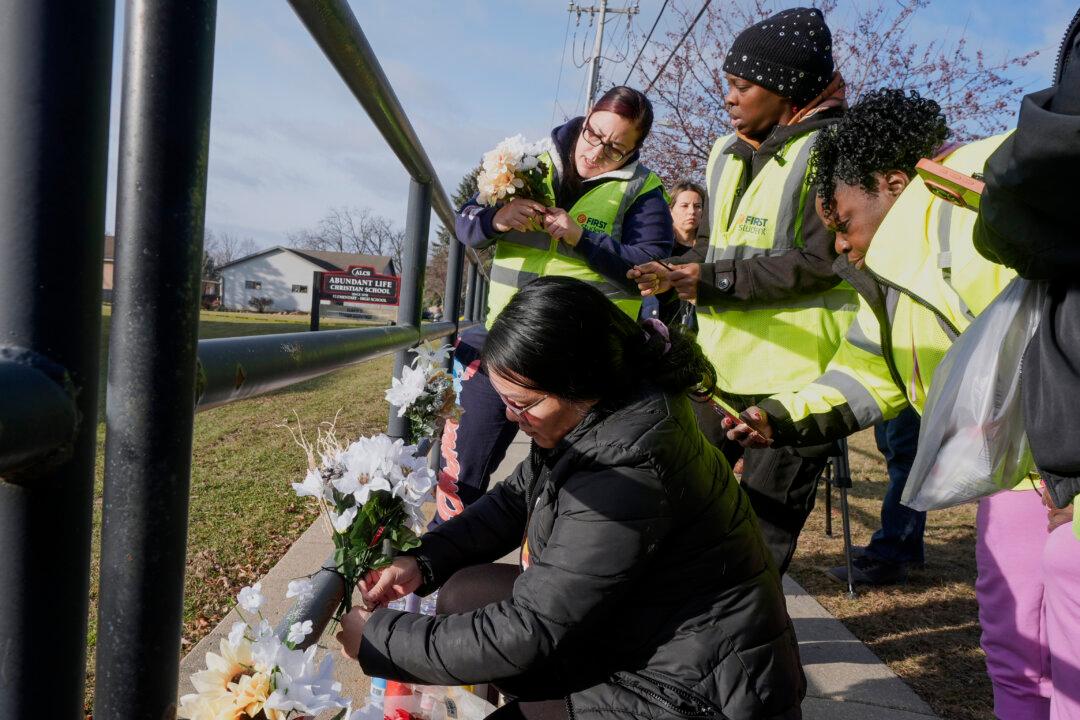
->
[485, 152, 663, 327]
[696, 131, 858, 394]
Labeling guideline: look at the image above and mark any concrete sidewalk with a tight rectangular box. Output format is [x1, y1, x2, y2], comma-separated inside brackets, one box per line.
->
[180, 435, 937, 719]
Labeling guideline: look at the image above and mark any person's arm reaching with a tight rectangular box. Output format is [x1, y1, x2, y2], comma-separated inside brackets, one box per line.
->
[357, 462, 672, 684]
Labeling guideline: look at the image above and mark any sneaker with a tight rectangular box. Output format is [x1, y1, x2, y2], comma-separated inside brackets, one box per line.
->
[826, 556, 909, 586]
[849, 544, 925, 569]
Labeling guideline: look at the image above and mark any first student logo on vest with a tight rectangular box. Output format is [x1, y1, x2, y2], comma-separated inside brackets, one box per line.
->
[577, 213, 609, 233]
[734, 214, 770, 235]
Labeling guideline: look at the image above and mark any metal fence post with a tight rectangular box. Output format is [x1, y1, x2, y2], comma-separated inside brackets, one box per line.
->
[463, 261, 478, 322]
[310, 270, 323, 331]
[0, 3, 114, 716]
[441, 237, 465, 331]
[94, 1, 218, 717]
[386, 179, 431, 441]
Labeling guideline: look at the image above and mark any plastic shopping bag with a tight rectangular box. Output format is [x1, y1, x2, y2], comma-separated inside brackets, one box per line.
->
[902, 278, 1045, 511]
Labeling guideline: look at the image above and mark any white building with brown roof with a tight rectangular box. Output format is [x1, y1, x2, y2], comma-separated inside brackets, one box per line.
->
[218, 246, 397, 319]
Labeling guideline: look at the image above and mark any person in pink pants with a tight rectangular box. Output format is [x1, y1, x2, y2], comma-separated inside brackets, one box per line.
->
[976, 488, 1080, 719]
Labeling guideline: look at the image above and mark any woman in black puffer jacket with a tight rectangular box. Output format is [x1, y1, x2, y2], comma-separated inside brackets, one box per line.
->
[337, 276, 805, 720]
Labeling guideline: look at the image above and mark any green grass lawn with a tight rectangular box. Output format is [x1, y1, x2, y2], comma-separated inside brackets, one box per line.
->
[85, 308, 395, 713]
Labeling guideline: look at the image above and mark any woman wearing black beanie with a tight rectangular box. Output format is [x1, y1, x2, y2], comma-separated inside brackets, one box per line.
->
[630, 7, 856, 575]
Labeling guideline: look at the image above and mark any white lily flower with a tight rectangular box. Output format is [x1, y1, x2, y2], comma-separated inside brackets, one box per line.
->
[286, 578, 315, 602]
[354, 477, 392, 505]
[412, 343, 451, 371]
[227, 621, 247, 648]
[385, 364, 428, 415]
[255, 618, 274, 639]
[237, 582, 264, 613]
[287, 620, 314, 645]
[265, 646, 348, 715]
[331, 506, 358, 533]
[292, 468, 328, 500]
[251, 633, 283, 674]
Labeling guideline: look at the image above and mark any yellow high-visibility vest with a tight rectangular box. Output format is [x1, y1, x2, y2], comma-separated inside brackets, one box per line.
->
[696, 132, 858, 396]
[485, 151, 665, 328]
[765, 134, 1016, 432]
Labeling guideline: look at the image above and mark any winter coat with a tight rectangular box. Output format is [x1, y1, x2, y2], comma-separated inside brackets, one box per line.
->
[974, 11, 1080, 514]
[359, 387, 805, 719]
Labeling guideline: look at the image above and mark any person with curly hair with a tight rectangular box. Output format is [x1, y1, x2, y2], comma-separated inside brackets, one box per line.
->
[728, 62, 1080, 714]
[806, 88, 950, 585]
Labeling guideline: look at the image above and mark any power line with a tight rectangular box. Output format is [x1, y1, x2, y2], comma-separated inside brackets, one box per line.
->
[644, 0, 711, 93]
[623, 0, 669, 85]
[551, 10, 573, 128]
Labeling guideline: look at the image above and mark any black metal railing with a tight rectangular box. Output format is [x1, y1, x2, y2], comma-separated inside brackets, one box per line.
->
[0, 1, 487, 717]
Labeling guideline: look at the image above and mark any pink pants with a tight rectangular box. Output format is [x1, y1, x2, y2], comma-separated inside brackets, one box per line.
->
[976, 489, 1080, 720]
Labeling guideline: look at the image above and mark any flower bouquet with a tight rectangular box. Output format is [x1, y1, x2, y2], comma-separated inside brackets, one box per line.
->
[179, 582, 357, 720]
[280, 343, 460, 618]
[476, 134, 556, 209]
[385, 344, 461, 440]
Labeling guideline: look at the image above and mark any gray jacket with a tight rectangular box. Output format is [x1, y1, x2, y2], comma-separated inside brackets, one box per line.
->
[359, 388, 805, 719]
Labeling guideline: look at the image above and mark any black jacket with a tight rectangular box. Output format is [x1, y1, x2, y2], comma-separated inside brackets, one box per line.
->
[359, 388, 805, 719]
[974, 11, 1080, 508]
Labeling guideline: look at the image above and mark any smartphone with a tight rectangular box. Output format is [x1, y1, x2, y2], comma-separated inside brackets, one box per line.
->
[915, 158, 985, 212]
[707, 393, 743, 425]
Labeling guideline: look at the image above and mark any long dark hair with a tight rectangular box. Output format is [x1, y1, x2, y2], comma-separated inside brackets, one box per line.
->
[482, 276, 716, 405]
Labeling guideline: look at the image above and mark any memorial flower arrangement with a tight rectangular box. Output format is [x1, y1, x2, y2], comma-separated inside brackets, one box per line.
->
[181, 343, 461, 720]
[178, 582, 357, 720]
[280, 343, 459, 616]
[384, 343, 460, 439]
[476, 134, 555, 208]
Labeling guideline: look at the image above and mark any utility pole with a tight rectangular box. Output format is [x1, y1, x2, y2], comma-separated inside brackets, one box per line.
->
[569, 1, 638, 110]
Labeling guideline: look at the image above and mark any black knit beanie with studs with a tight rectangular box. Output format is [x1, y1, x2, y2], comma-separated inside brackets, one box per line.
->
[723, 7, 834, 106]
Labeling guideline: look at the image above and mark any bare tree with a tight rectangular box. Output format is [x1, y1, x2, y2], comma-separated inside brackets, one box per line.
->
[287, 206, 406, 273]
[633, 0, 1038, 184]
[204, 229, 257, 273]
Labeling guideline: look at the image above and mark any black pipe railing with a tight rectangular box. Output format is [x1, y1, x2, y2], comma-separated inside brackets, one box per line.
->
[94, 1, 219, 717]
[286, 0, 488, 279]
[0, 0, 488, 714]
[0, 2, 115, 716]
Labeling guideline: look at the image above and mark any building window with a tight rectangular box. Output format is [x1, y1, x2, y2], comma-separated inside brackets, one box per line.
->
[292, 284, 308, 294]
[245, 280, 262, 290]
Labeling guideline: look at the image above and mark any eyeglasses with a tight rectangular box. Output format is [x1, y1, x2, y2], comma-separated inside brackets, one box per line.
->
[581, 118, 630, 164]
[496, 391, 549, 421]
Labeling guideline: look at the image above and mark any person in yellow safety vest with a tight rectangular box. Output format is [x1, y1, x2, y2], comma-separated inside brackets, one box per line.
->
[730, 88, 948, 588]
[435, 86, 673, 528]
[629, 7, 855, 574]
[721, 114, 1080, 717]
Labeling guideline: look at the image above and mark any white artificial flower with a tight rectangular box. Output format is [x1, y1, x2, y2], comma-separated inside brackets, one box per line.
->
[394, 467, 435, 505]
[331, 467, 362, 497]
[385, 364, 428, 415]
[255, 619, 274, 639]
[355, 477, 392, 505]
[331, 506, 358, 533]
[287, 620, 314, 645]
[286, 578, 315, 602]
[265, 646, 348, 716]
[237, 582, 264, 613]
[227, 621, 248, 648]
[412, 343, 451, 372]
[251, 632, 284, 674]
[292, 468, 329, 500]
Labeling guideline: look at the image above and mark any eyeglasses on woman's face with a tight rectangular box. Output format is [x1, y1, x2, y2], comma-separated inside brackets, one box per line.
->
[496, 390, 549, 423]
[581, 118, 631, 164]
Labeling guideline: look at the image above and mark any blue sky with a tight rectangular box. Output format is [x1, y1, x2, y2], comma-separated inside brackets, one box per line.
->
[102, 0, 1076, 250]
